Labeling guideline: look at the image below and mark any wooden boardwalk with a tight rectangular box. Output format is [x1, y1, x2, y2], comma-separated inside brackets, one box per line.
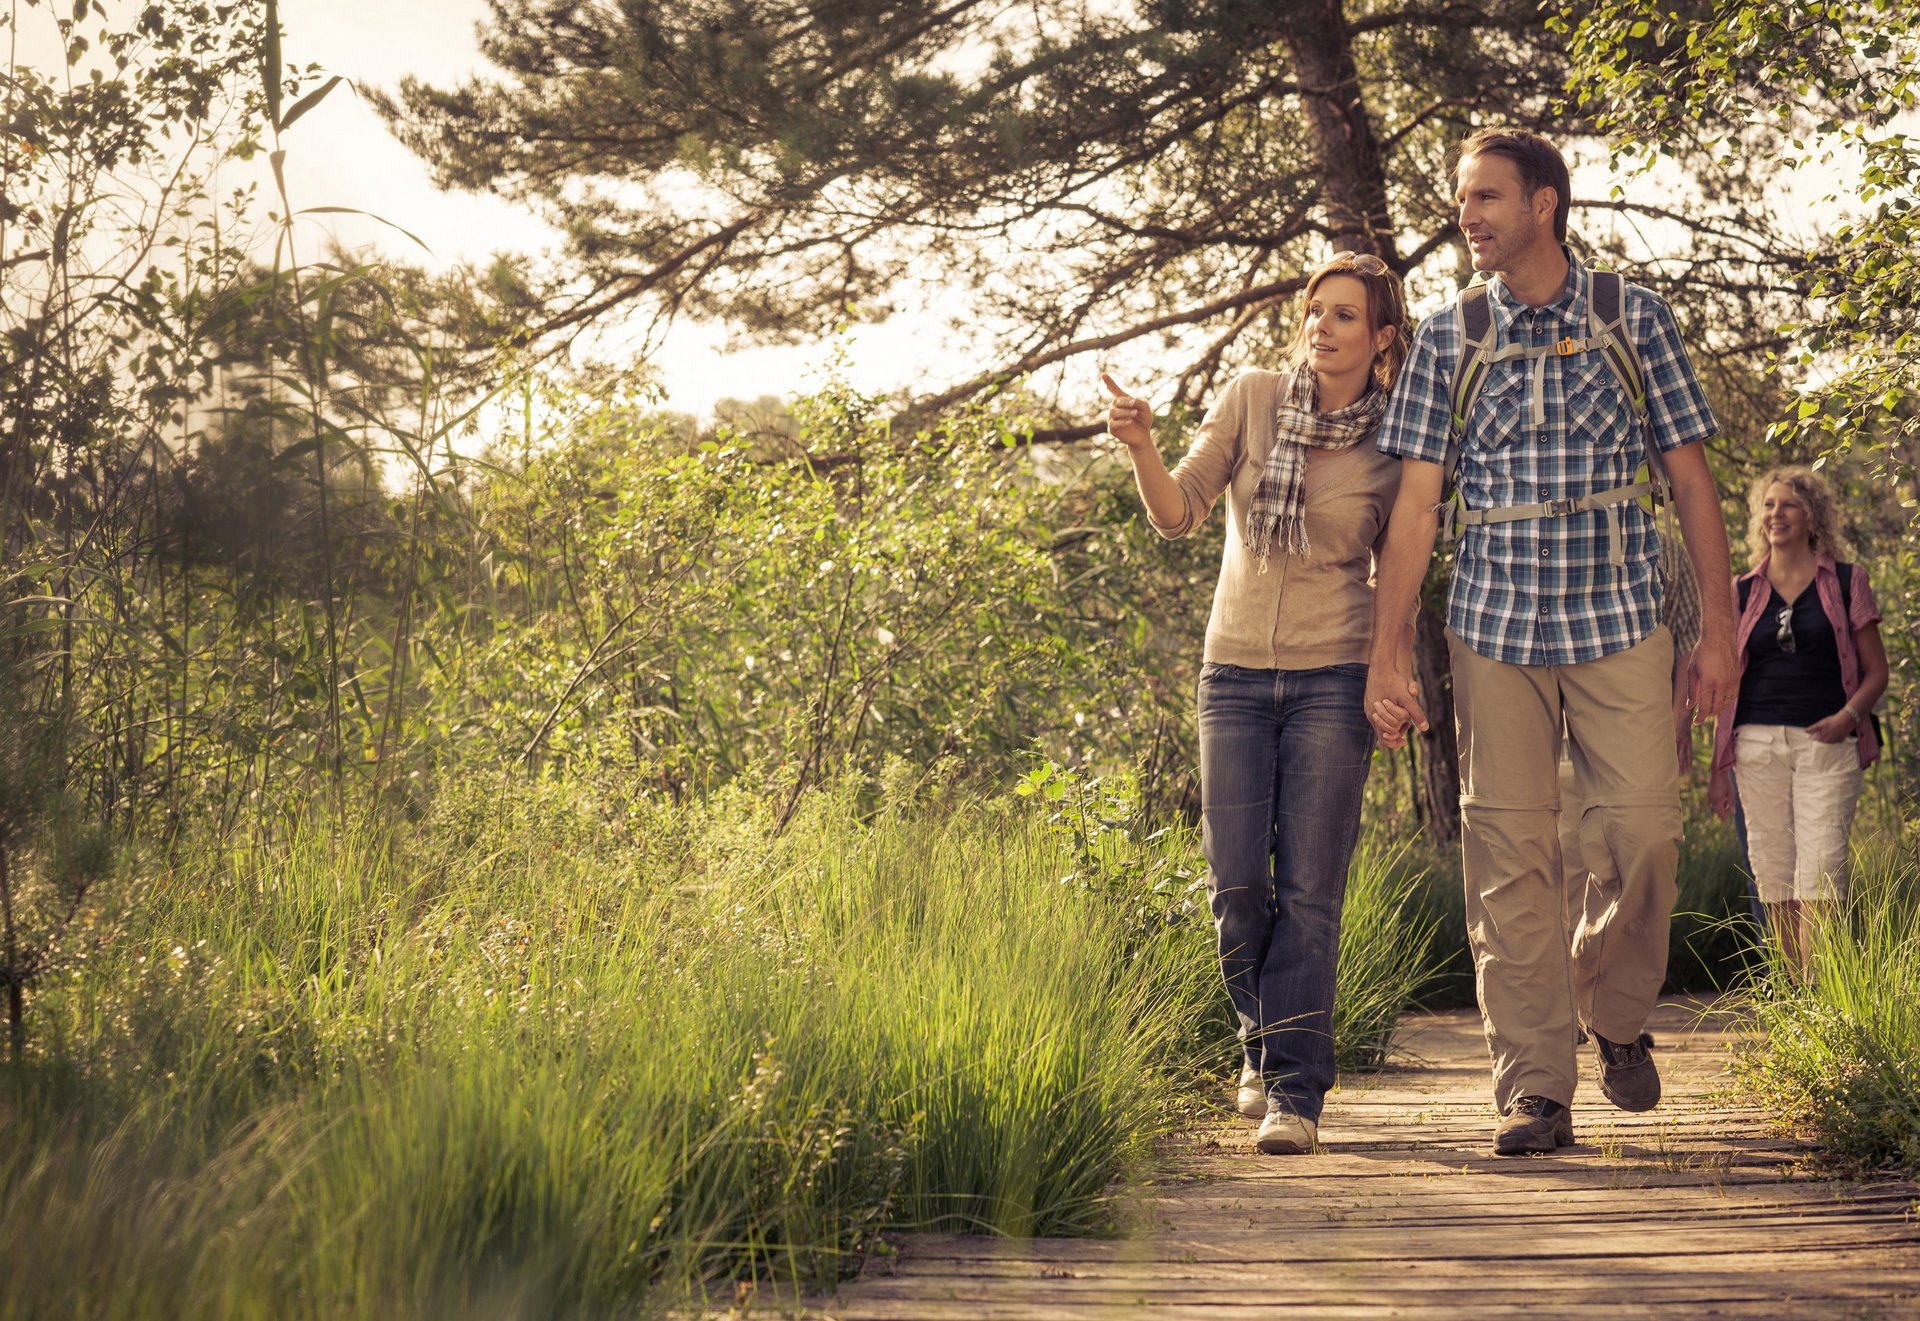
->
[813, 1000, 1920, 1319]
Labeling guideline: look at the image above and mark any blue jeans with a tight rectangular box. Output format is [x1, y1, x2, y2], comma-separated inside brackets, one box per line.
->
[1197, 661, 1375, 1122]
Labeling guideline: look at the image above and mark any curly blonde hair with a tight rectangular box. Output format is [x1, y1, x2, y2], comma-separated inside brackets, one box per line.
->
[1745, 465, 1850, 565]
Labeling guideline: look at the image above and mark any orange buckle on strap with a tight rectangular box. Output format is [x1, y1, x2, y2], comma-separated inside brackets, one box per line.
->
[1555, 337, 1581, 356]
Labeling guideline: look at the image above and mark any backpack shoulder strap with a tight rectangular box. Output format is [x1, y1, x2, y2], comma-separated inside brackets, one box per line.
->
[1589, 268, 1675, 557]
[1437, 281, 1500, 546]
[1588, 270, 1654, 446]
[1447, 280, 1497, 479]
[1836, 561, 1855, 618]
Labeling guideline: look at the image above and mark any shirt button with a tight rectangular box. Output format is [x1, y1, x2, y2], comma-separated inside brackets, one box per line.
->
[1539, 604, 1550, 616]
[1540, 546, 1550, 558]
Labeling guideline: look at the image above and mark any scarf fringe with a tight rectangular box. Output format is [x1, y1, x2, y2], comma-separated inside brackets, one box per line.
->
[1244, 363, 1384, 565]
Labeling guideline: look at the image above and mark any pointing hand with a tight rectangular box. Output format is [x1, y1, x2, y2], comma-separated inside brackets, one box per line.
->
[1101, 373, 1153, 451]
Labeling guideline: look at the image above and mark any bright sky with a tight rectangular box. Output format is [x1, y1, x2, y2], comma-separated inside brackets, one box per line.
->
[257, 0, 965, 417]
[8, 0, 947, 418]
[9, 1, 1854, 421]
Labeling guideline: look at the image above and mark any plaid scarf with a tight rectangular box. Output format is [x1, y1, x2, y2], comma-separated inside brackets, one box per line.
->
[1245, 362, 1389, 569]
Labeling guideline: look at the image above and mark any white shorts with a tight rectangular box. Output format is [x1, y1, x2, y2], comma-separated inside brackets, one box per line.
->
[1732, 723, 1864, 904]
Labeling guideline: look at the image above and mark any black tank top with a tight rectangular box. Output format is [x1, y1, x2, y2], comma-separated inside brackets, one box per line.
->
[1733, 583, 1846, 728]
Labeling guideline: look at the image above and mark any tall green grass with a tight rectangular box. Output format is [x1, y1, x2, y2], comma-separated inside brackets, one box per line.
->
[1733, 838, 1920, 1172]
[1667, 815, 1763, 991]
[0, 773, 1442, 1318]
[1334, 841, 1443, 1070]
[0, 781, 1222, 1317]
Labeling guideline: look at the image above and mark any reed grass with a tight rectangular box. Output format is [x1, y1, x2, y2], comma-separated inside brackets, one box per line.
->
[0, 771, 1447, 1318]
[1334, 840, 1443, 1070]
[1732, 837, 1920, 1173]
[0, 780, 1199, 1317]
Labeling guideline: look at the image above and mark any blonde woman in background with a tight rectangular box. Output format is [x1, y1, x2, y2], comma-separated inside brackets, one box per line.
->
[1708, 467, 1888, 975]
[1101, 252, 1410, 1156]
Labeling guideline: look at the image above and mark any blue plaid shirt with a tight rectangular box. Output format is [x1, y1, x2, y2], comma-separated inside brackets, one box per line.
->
[1376, 252, 1717, 666]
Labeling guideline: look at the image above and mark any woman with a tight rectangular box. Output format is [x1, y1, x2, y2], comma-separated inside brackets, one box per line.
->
[1101, 252, 1409, 1155]
[1708, 466, 1888, 976]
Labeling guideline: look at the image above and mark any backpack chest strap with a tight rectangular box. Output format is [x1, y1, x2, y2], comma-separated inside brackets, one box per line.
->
[1453, 478, 1656, 568]
[1480, 334, 1607, 363]
[1480, 335, 1609, 428]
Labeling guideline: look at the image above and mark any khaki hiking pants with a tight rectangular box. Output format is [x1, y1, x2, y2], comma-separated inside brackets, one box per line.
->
[1449, 626, 1682, 1112]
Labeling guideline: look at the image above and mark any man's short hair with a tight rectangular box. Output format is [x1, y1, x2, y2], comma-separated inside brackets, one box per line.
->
[1455, 129, 1572, 244]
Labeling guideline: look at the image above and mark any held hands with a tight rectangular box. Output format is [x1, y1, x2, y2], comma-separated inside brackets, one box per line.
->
[1101, 373, 1153, 451]
[1365, 666, 1428, 750]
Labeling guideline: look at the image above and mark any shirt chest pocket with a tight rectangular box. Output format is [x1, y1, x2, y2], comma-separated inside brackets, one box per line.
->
[1468, 365, 1528, 450]
[1564, 357, 1632, 453]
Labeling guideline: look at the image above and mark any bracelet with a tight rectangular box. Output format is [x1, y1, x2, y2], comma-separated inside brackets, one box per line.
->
[1841, 704, 1862, 726]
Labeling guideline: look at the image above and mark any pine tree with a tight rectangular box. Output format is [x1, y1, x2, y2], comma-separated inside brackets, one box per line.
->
[380, 0, 1812, 835]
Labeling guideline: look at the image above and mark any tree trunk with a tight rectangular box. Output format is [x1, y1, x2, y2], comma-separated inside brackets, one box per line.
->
[1275, 1, 1396, 253]
[0, 846, 19, 1062]
[1412, 605, 1461, 843]
[1277, 0, 1462, 840]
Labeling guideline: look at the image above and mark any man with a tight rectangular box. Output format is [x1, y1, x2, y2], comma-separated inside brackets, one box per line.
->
[1365, 129, 1736, 1156]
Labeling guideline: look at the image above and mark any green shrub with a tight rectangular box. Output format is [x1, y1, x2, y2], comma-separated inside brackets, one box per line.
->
[1732, 838, 1920, 1173]
[0, 775, 1221, 1317]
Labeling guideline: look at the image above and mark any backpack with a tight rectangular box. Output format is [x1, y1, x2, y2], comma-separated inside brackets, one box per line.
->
[1441, 269, 1673, 569]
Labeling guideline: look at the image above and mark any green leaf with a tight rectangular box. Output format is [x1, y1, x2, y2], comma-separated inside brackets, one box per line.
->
[295, 205, 433, 255]
[263, 0, 283, 131]
[279, 75, 345, 133]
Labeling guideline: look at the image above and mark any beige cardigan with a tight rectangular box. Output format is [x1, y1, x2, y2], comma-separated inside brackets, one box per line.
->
[1150, 370, 1401, 669]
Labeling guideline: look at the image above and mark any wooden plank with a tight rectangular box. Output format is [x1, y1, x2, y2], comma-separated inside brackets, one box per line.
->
[804, 1292, 1920, 1321]
[865, 1264, 1920, 1291]
[837, 1274, 1920, 1302]
[874, 1229, 1920, 1268]
[796, 1299, 1920, 1320]
[875, 1243, 1920, 1273]
[796, 998, 1920, 1320]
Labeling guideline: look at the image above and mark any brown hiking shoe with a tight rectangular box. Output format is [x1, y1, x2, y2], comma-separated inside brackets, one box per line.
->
[1591, 1029, 1662, 1112]
[1495, 1095, 1573, 1156]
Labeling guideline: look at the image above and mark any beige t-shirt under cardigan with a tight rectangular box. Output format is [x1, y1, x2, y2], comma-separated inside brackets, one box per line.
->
[1149, 369, 1402, 670]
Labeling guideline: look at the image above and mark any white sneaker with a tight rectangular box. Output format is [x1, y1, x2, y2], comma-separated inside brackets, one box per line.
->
[1236, 1065, 1267, 1119]
[1254, 1110, 1318, 1155]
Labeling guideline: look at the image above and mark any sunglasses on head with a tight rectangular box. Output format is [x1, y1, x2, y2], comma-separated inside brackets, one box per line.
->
[1328, 251, 1390, 275]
